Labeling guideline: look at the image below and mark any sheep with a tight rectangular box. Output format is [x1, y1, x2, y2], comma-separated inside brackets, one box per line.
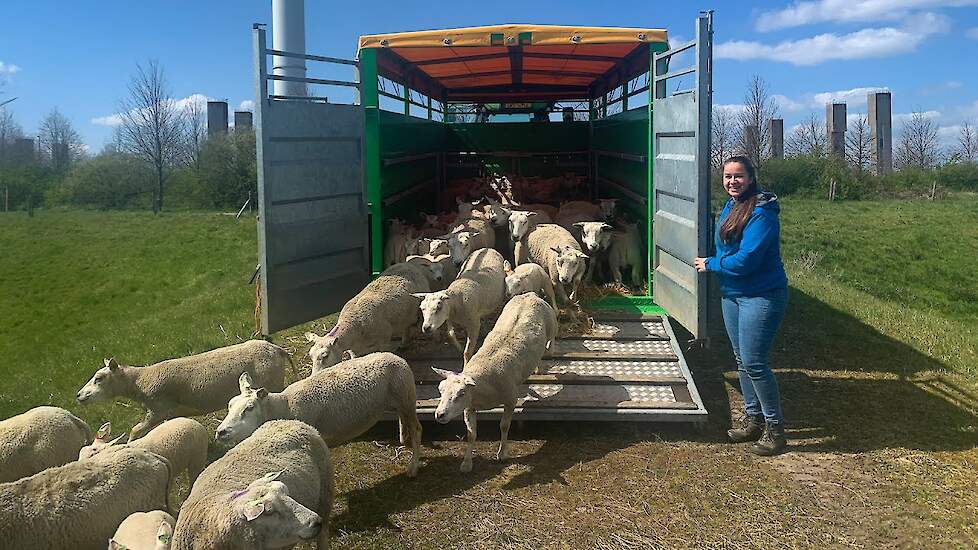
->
[216, 352, 421, 477]
[504, 261, 558, 310]
[305, 270, 425, 372]
[442, 216, 495, 265]
[383, 256, 441, 291]
[109, 510, 175, 550]
[0, 405, 92, 483]
[608, 221, 644, 287]
[555, 199, 617, 228]
[76, 340, 288, 442]
[432, 292, 557, 472]
[414, 248, 507, 364]
[171, 420, 332, 550]
[507, 209, 551, 245]
[406, 237, 449, 257]
[384, 219, 417, 268]
[515, 223, 589, 303]
[80, 417, 209, 487]
[0, 446, 171, 550]
[572, 221, 615, 282]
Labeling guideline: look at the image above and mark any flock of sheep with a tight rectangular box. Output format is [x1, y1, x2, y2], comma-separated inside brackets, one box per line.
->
[0, 174, 644, 549]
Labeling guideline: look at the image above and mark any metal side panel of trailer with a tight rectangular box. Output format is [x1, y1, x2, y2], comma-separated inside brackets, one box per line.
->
[400, 313, 707, 422]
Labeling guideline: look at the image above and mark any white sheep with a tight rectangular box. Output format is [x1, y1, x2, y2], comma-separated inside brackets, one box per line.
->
[80, 417, 209, 487]
[432, 292, 557, 472]
[305, 268, 427, 372]
[414, 248, 507, 364]
[216, 352, 422, 476]
[504, 261, 558, 310]
[76, 340, 288, 442]
[554, 199, 617, 228]
[0, 405, 92, 483]
[608, 222, 644, 287]
[572, 221, 614, 282]
[384, 219, 417, 268]
[0, 446, 172, 550]
[442, 216, 496, 265]
[384, 255, 441, 291]
[515, 223, 589, 303]
[171, 420, 332, 550]
[109, 510, 175, 550]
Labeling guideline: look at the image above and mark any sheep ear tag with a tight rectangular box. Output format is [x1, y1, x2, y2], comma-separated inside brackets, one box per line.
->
[96, 422, 112, 441]
[244, 498, 266, 521]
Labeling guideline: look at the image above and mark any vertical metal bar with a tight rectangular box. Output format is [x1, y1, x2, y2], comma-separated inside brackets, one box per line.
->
[360, 48, 384, 276]
[694, 11, 714, 339]
[427, 95, 433, 120]
[252, 25, 272, 334]
[403, 80, 410, 116]
[622, 83, 629, 112]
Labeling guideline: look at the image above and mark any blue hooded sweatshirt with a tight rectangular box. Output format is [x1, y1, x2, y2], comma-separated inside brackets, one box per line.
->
[705, 190, 788, 298]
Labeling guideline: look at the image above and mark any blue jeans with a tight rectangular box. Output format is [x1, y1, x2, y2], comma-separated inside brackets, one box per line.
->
[721, 287, 787, 425]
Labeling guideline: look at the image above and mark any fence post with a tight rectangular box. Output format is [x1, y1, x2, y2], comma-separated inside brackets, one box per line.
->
[930, 180, 937, 200]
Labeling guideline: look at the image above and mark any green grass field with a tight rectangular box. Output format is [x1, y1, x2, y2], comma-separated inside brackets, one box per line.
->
[1, 199, 976, 549]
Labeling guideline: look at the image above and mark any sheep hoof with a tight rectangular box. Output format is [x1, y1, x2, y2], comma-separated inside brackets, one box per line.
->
[496, 447, 510, 461]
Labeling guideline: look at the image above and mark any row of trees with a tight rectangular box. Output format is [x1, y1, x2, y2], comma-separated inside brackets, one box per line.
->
[711, 75, 978, 198]
[0, 61, 256, 212]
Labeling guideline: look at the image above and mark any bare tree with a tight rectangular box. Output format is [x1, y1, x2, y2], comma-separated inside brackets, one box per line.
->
[37, 107, 85, 173]
[956, 121, 977, 163]
[845, 115, 873, 173]
[115, 60, 185, 213]
[737, 75, 780, 168]
[895, 111, 940, 170]
[184, 95, 208, 171]
[0, 107, 24, 162]
[711, 106, 737, 171]
[785, 113, 827, 158]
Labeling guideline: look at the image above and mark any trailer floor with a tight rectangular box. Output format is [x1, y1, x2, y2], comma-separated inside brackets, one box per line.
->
[401, 312, 708, 422]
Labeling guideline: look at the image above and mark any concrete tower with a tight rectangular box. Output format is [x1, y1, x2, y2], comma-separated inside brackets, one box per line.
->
[868, 92, 892, 175]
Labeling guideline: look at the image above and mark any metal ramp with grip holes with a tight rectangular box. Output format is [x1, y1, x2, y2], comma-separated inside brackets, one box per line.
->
[400, 313, 707, 423]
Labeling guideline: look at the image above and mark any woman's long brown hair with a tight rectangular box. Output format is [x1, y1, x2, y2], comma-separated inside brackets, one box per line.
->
[719, 156, 759, 243]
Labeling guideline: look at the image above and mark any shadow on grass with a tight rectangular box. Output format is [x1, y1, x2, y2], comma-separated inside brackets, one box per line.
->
[687, 285, 978, 453]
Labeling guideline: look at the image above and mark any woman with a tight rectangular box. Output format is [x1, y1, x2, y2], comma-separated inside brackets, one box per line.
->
[694, 156, 788, 456]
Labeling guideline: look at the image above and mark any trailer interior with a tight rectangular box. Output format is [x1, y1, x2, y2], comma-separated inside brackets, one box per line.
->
[252, 20, 713, 421]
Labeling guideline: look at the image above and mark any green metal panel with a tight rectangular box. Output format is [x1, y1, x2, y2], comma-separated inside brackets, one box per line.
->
[378, 110, 447, 222]
[360, 48, 384, 275]
[445, 121, 589, 152]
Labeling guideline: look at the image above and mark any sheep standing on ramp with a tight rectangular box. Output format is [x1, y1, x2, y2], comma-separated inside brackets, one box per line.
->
[0, 405, 92, 483]
[432, 292, 557, 472]
[80, 417, 209, 487]
[504, 261, 558, 310]
[0, 446, 172, 550]
[414, 248, 508, 364]
[76, 340, 288, 442]
[171, 420, 332, 550]
[216, 352, 422, 477]
[305, 267, 429, 372]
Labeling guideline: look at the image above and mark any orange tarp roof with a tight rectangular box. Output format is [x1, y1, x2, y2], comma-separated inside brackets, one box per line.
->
[358, 24, 668, 102]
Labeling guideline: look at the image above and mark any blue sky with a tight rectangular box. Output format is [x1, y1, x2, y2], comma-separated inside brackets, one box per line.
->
[2, 0, 978, 152]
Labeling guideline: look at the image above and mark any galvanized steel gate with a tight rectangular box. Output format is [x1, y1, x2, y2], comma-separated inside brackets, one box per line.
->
[253, 26, 370, 334]
[651, 13, 713, 340]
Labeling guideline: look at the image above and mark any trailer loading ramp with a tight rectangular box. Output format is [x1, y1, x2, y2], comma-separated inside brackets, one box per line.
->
[401, 311, 707, 422]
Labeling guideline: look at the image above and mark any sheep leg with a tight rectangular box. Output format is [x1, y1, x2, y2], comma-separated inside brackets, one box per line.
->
[542, 283, 558, 311]
[552, 271, 569, 305]
[497, 403, 515, 461]
[462, 319, 481, 364]
[129, 409, 165, 442]
[446, 325, 464, 353]
[461, 407, 477, 473]
[610, 260, 623, 285]
[399, 411, 422, 478]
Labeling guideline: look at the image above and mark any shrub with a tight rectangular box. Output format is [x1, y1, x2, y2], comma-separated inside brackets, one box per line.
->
[938, 161, 978, 192]
[46, 153, 154, 209]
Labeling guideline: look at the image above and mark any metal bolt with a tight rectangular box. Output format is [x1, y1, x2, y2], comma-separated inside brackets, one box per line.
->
[638, 33, 647, 40]
[571, 35, 581, 43]
[380, 39, 389, 47]
[443, 38, 452, 45]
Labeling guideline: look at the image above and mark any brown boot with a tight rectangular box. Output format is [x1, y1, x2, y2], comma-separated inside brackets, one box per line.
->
[727, 414, 764, 443]
[751, 422, 787, 456]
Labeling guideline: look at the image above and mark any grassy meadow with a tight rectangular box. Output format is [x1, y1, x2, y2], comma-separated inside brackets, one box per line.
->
[1, 199, 976, 549]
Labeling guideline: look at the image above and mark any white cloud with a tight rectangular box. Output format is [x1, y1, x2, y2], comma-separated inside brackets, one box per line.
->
[892, 110, 942, 126]
[92, 93, 215, 128]
[714, 103, 746, 116]
[92, 114, 123, 127]
[238, 100, 255, 112]
[755, 0, 978, 32]
[812, 86, 889, 105]
[718, 13, 948, 65]
[967, 27, 978, 39]
[773, 94, 807, 113]
[0, 61, 21, 75]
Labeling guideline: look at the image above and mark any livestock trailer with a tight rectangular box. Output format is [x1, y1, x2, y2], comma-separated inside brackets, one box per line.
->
[252, 15, 714, 422]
